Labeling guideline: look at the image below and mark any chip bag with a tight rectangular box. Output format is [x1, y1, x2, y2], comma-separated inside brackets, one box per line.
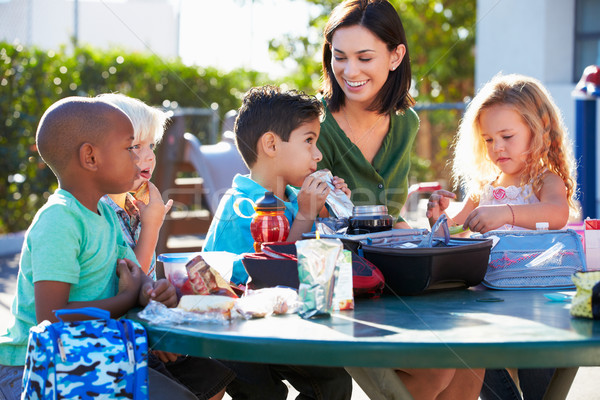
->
[185, 254, 238, 298]
[570, 271, 600, 319]
[296, 238, 342, 318]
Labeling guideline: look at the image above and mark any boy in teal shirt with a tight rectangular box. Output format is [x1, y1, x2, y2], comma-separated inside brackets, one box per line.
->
[204, 85, 352, 400]
[0, 97, 179, 399]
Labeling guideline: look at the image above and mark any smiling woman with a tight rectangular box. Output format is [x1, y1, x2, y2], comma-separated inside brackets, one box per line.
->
[317, 0, 418, 227]
[316, 1, 486, 398]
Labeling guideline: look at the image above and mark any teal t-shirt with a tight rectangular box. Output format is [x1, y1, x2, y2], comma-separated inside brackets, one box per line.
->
[317, 102, 420, 222]
[0, 189, 137, 366]
[203, 174, 299, 285]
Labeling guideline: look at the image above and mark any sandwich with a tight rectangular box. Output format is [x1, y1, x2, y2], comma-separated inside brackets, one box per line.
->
[132, 181, 150, 205]
[177, 295, 236, 318]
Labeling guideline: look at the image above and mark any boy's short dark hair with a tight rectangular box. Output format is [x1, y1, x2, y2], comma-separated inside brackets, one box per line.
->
[234, 85, 323, 167]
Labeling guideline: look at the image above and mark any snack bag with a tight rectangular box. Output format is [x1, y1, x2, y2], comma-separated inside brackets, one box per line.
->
[296, 238, 342, 318]
[570, 271, 600, 319]
[333, 250, 354, 311]
[185, 254, 238, 298]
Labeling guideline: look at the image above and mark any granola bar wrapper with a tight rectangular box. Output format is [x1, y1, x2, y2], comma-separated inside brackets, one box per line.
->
[309, 169, 354, 219]
[296, 238, 342, 319]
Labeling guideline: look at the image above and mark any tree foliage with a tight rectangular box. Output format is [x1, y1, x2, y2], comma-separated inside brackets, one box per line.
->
[0, 0, 476, 233]
[0, 42, 268, 233]
[269, 0, 476, 183]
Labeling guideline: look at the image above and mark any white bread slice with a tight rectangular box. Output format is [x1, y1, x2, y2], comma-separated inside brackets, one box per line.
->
[177, 295, 236, 318]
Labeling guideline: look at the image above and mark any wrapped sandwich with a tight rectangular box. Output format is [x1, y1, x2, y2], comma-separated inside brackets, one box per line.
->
[178, 295, 236, 319]
[309, 169, 354, 218]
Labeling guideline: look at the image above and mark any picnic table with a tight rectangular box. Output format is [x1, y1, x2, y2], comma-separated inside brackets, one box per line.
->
[130, 286, 600, 400]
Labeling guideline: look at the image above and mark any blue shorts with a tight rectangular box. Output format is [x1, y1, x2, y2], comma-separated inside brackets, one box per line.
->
[0, 364, 24, 400]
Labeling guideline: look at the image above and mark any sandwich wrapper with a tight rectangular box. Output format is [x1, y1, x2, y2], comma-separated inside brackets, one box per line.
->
[296, 238, 342, 319]
[309, 169, 354, 219]
[140, 253, 300, 323]
[139, 286, 301, 324]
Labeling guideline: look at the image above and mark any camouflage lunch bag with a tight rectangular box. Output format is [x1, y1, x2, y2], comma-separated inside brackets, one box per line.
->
[22, 307, 148, 399]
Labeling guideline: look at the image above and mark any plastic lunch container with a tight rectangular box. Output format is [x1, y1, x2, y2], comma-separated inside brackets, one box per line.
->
[360, 237, 493, 295]
[157, 252, 200, 296]
[348, 205, 394, 234]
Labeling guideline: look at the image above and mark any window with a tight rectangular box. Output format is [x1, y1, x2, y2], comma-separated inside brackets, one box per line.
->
[574, 0, 600, 82]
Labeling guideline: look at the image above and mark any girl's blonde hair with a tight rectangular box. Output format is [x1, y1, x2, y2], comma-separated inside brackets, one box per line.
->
[97, 93, 168, 144]
[452, 73, 578, 216]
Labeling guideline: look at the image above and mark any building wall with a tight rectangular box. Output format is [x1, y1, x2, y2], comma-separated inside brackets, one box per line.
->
[476, 0, 576, 132]
[477, 0, 600, 217]
[0, 0, 178, 58]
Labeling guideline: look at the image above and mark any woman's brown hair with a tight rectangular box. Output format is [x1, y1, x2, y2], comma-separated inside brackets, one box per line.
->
[321, 0, 415, 114]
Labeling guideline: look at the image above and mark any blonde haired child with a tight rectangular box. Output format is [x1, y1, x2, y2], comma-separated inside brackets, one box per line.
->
[427, 73, 578, 232]
[97, 93, 173, 280]
[97, 94, 234, 400]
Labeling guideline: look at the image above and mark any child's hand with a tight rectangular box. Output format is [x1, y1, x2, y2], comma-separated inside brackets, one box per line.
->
[151, 350, 181, 363]
[463, 204, 511, 233]
[332, 176, 351, 198]
[297, 175, 330, 221]
[139, 278, 178, 308]
[116, 258, 143, 298]
[425, 190, 456, 220]
[135, 181, 173, 229]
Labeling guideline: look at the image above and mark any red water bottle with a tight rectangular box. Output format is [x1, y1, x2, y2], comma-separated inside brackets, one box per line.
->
[250, 191, 290, 252]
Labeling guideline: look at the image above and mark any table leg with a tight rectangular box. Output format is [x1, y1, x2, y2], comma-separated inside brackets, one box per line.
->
[345, 367, 414, 400]
[543, 367, 579, 400]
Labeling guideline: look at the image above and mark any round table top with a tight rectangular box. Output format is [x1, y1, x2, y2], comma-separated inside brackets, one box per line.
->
[130, 288, 600, 369]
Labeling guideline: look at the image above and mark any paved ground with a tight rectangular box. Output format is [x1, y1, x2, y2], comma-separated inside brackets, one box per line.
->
[1, 249, 598, 399]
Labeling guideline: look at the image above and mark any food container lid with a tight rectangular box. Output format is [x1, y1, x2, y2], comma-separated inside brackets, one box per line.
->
[157, 252, 199, 263]
[536, 222, 549, 230]
[255, 191, 286, 212]
[352, 205, 389, 216]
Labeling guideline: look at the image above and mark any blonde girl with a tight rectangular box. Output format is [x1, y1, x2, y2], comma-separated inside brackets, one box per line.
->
[427, 73, 578, 232]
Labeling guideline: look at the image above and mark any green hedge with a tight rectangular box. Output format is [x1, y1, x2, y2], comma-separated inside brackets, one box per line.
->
[0, 42, 271, 234]
[0, 41, 442, 234]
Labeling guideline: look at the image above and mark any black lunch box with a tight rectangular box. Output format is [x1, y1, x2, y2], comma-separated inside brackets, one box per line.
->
[304, 227, 494, 295]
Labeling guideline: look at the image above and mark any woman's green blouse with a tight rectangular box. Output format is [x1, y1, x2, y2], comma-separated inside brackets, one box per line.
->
[317, 102, 419, 222]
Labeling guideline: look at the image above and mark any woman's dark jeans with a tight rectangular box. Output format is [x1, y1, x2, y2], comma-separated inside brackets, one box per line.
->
[480, 368, 555, 400]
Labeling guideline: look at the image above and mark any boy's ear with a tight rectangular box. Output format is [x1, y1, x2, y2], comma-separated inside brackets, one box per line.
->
[259, 132, 278, 158]
[79, 143, 99, 171]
